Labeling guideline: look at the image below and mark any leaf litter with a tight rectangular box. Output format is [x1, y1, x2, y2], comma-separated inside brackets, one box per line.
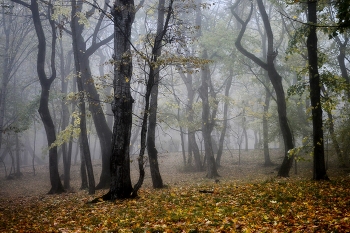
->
[1, 150, 350, 232]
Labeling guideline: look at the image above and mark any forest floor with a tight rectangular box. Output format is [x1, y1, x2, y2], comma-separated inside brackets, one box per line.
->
[1, 149, 350, 232]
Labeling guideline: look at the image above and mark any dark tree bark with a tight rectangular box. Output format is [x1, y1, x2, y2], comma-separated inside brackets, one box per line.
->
[79, 137, 88, 190]
[72, 1, 114, 190]
[231, 0, 294, 177]
[307, 0, 328, 180]
[71, 0, 96, 194]
[146, 0, 174, 189]
[108, 0, 135, 200]
[14, 0, 65, 193]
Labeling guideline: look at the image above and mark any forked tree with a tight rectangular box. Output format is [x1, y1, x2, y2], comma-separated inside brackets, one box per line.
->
[11, 0, 64, 193]
[231, 0, 295, 177]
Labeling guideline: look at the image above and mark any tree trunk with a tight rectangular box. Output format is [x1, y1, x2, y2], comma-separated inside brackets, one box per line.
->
[263, 89, 273, 166]
[81, 55, 112, 189]
[58, 39, 73, 190]
[79, 137, 88, 190]
[216, 72, 233, 166]
[15, 134, 21, 176]
[146, 0, 174, 188]
[71, 0, 95, 194]
[28, 0, 64, 194]
[231, 0, 294, 177]
[334, 36, 349, 98]
[199, 50, 219, 179]
[108, 0, 135, 200]
[307, 0, 328, 180]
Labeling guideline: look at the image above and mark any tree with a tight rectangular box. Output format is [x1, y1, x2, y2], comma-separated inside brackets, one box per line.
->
[146, 0, 175, 189]
[0, 2, 34, 158]
[199, 50, 219, 178]
[307, 0, 328, 180]
[216, 70, 233, 167]
[11, 0, 64, 193]
[231, 0, 295, 177]
[108, 0, 135, 200]
[71, 0, 95, 194]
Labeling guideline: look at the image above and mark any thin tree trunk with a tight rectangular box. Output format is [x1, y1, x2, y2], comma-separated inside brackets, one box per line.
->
[263, 89, 273, 166]
[199, 50, 219, 179]
[79, 137, 88, 190]
[146, 0, 174, 188]
[71, 0, 95, 194]
[25, 0, 64, 194]
[231, 0, 294, 177]
[59, 40, 72, 190]
[15, 134, 21, 176]
[216, 71, 233, 167]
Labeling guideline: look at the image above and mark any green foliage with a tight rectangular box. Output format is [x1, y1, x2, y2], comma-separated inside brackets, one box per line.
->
[287, 136, 313, 162]
[330, 0, 350, 37]
[49, 111, 82, 149]
[285, 25, 308, 57]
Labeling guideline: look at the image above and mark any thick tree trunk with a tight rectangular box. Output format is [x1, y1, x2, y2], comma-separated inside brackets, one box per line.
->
[307, 0, 328, 180]
[108, 0, 135, 200]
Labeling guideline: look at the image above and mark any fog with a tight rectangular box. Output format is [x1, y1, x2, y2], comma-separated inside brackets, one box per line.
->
[0, 0, 348, 195]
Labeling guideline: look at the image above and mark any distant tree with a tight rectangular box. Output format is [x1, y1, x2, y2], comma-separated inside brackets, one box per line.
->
[216, 70, 233, 167]
[0, 2, 34, 156]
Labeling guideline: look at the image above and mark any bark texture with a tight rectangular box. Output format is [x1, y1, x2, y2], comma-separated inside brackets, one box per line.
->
[109, 0, 135, 200]
[307, 0, 328, 180]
